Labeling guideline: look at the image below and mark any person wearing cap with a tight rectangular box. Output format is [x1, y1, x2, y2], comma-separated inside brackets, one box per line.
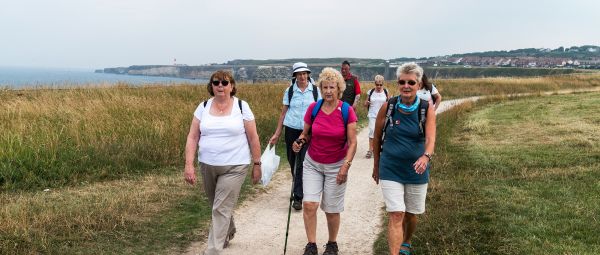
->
[269, 62, 321, 211]
[340, 60, 362, 109]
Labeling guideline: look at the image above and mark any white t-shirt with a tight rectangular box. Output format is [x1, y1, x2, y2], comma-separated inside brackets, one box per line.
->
[416, 84, 439, 101]
[367, 88, 388, 118]
[193, 97, 255, 166]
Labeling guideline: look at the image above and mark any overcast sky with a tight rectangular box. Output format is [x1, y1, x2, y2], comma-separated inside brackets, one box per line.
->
[1, 0, 598, 69]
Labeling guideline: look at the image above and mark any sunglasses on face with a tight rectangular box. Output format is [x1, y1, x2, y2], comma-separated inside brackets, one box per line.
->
[398, 80, 417, 86]
[211, 80, 230, 86]
[375, 83, 383, 86]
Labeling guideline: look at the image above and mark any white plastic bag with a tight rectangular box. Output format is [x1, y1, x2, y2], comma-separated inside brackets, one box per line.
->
[260, 144, 280, 187]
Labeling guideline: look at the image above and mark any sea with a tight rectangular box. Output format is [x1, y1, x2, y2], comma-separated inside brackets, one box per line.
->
[0, 66, 206, 89]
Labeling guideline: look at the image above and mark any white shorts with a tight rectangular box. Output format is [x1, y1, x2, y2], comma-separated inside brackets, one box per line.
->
[380, 180, 428, 214]
[368, 117, 376, 138]
[302, 154, 347, 213]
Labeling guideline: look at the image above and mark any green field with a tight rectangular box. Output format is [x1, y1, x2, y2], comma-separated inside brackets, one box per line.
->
[374, 92, 600, 254]
[1, 73, 599, 254]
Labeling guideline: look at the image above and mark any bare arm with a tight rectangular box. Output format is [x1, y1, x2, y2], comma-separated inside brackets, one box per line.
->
[184, 117, 201, 185]
[433, 93, 442, 109]
[244, 119, 262, 184]
[292, 122, 311, 153]
[413, 100, 436, 174]
[371, 102, 388, 184]
[268, 105, 289, 145]
[337, 122, 357, 185]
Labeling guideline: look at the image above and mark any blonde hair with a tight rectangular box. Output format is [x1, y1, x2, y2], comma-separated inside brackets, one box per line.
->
[317, 67, 346, 98]
[374, 74, 384, 83]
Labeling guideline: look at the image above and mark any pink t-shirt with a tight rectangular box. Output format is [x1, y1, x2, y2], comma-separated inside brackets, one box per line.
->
[304, 100, 358, 164]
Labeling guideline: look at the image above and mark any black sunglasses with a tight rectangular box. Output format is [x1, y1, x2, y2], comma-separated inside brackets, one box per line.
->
[398, 80, 417, 86]
[211, 80, 230, 86]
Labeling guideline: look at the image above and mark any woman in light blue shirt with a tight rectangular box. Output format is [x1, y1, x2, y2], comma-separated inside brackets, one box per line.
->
[269, 62, 321, 211]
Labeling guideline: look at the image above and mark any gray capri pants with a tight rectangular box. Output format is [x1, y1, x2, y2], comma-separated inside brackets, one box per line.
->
[302, 154, 347, 213]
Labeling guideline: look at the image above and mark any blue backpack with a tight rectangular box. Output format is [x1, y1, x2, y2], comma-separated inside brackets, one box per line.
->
[310, 99, 351, 138]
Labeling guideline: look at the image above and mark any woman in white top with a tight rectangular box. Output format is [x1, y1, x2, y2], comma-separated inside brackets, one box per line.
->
[184, 70, 261, 255]
[416, 74, 442, 109]
[363, 75, 390, 158]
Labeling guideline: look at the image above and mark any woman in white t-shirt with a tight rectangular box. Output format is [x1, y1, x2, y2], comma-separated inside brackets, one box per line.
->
[184, 70, 262, 255]
[416, 74, 442, 109]
[363, 75, 390, 158]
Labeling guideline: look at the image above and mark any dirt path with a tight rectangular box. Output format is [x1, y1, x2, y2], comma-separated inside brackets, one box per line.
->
[181, 99, 471, 255]
[181, 88, 600, 255]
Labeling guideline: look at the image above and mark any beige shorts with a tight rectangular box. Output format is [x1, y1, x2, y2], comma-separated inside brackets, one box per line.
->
[380, 180, 428, 214]
[302, 154, 347, 213]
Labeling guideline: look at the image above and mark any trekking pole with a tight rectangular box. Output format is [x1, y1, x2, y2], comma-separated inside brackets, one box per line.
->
[283, 150, 299, 255]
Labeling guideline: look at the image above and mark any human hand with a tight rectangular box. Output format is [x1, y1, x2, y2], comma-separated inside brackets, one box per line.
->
[336, 165, 349, 185]
[184, 165, 196, 185]
[413, 156, 429, 174]
[252, 165, 261, 185]
[371, 168, 379, 184]
[268, 134, 279, 145]
[292, 138, 305, 153]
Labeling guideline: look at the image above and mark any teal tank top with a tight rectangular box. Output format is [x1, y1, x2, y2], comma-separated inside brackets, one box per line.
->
[379, 108, 429, 184]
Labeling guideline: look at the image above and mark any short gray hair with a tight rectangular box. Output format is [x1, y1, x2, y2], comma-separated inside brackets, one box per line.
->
[374, 74, 384, 83]
[396, 62, 424, 83]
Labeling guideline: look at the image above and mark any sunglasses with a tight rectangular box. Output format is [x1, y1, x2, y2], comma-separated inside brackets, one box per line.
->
[211, 80, 230, 86]
[375, 83, 383, 86]
[398, 80, 417, 86]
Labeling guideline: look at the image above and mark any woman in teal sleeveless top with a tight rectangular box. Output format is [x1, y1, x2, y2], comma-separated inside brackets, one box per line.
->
[372, 62, 437, 255]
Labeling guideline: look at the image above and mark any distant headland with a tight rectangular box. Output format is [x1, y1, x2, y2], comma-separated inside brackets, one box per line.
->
[97, 45, 600, 82]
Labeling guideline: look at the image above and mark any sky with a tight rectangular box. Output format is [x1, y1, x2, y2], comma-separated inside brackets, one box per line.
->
[1, 0, 599, 69]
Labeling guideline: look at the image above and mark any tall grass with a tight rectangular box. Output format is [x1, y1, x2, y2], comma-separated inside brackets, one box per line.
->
[435, 72, 600, 99]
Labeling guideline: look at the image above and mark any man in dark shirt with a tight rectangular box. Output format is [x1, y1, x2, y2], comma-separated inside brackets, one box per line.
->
[340, 60, 361, 108]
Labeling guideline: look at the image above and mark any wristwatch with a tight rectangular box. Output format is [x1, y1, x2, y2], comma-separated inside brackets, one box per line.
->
[253, 161, 262, 166]
[423, 152, 432, 160]
[345, 160, 352, 166]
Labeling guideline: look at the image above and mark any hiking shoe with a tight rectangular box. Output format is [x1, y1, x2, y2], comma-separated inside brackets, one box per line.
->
[293, 200, 303, 210]
[303, 242, 318, 255]
[322, 241, 338, 255]
[365, 150, 373, 158]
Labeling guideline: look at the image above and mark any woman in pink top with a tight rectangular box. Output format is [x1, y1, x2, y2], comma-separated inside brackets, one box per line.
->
[292, 67, 358, 255]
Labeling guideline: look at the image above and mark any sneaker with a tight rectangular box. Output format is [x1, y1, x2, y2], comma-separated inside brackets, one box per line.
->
[322, 241, 338, 255]
[365, 150, 373, 159]
[303, 242, 318, 255]
[293, 200, 303, 210]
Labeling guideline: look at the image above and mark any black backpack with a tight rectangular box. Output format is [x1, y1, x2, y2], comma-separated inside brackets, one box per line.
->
[288, 78, 318, 105]
[380, 96, 429, 150]
[367, 88, 389, 110]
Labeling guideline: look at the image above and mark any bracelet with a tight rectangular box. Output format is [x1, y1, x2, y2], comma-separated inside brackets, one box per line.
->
[344, 160, 352, 166]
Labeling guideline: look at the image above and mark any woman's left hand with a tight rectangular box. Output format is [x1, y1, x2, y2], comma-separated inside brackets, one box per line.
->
[252, 165, 261, 185]
[413, 156, 429, 174]
[336, 165, 349, 185]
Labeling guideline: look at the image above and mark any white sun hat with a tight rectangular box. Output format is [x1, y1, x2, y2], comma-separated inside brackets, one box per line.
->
[291, 62, 311, 76]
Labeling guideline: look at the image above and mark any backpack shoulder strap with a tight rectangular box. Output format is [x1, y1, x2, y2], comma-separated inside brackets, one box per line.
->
[238, 98, 243, 114]
[311, 99, 324, 123]
[341, 101, 350, 127]
[312, 84, 318, 101]
[418, 98, 429, 137]
[287, 84, 294, 105]
[203, 100, 207, 108]
[384, 88, 389, 97]
[383, 96, 398, 133]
